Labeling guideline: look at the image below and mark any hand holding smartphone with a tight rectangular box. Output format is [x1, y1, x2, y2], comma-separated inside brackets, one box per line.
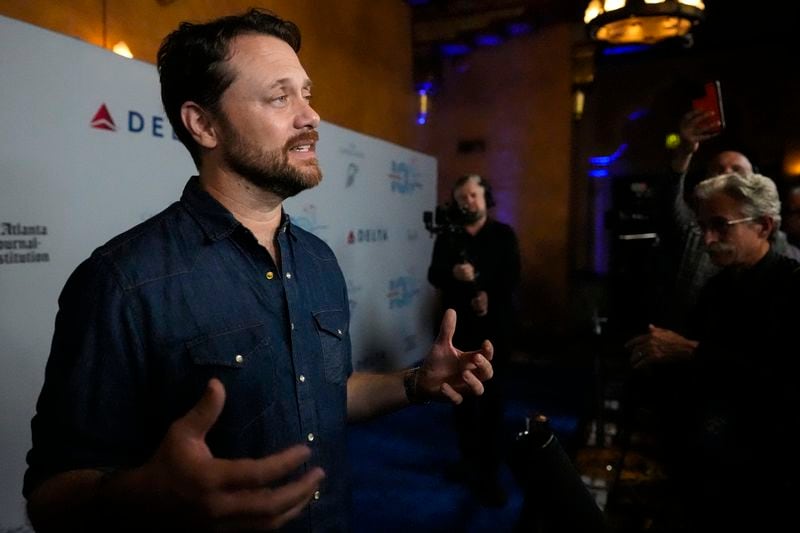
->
[692, 80, 725, 136]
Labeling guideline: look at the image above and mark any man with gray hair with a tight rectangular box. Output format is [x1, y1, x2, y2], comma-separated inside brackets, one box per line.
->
[626, 172, 800, 531]
[660, 109, 800, 333]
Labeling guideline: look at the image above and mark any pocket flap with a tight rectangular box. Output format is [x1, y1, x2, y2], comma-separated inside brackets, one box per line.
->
[313, 310, 346, 339]
[186, 323, 267, 367]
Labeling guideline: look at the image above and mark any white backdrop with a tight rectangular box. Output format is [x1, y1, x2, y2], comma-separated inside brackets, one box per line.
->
[0, 15, 436, 529]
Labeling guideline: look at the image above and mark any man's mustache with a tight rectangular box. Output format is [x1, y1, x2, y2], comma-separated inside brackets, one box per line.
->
[707, 242, 734, 255]
[284, 131, 319, 151]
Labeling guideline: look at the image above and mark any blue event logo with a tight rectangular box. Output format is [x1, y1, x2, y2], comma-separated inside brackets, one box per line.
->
[388, 159, 423, 194]
[339, 142, 365, 159]
[338, 143, 364, 188]
[90, 102, 179, 141]
[345, 162, 359, 188]
[386, 275, 420, 309]
[346, 278, 362, 313]
[290, 204, 328, 236]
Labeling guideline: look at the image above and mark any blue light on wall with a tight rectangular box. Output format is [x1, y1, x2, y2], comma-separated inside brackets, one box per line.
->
[588, 143, 627, 168]
[587, 143, 628, 275]
[506, 21, 533, 37]
[474, 33, 503, 47]
[415, 79, 435, 93]
[416, 89, 429, 125]
[440, 42, 471, 56]
[627, 108, 648, 121]
[601, 44, 651, 56]
[593, 181, 611, 275]
[588, 169, 609, 178]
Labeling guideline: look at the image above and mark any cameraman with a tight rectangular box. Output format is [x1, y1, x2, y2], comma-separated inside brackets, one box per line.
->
[427, 174, 521, 506]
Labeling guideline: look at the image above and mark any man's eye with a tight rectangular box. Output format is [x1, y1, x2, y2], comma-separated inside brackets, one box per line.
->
[272, 95, 288, 104]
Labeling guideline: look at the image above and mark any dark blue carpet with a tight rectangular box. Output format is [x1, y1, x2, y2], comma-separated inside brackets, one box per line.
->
[348, 360, 594, 532]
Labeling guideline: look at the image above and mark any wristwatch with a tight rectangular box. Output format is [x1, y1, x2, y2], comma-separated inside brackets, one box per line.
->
[404, 366, 430, 405]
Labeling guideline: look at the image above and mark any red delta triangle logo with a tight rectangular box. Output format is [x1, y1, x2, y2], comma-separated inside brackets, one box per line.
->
[90, 103, 116, 131]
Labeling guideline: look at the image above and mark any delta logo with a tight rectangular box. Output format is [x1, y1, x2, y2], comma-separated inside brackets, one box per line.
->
[90, 103, 179, 141]
[386, 275, 420, 309]
[90, 104, 116, 131]
[346, 228, 389, 245]
[388, 160, 423, 194]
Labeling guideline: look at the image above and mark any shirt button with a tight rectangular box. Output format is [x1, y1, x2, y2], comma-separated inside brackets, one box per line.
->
[337, 329, 343, 336]
[307, 433, 315, 442]
[299, 374, 306, 383]
[314, 490, 321, 500]
[285, 272, 292, 279]
[234, 354, 244, 364]
[291, 322, 295, 330]
[265, 271, 274, 280]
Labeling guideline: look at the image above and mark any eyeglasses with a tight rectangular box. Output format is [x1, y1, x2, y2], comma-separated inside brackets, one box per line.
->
[696, 216, 757, 235]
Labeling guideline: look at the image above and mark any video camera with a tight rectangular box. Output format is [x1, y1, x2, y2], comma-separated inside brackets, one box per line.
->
[423, 202, 469, 236]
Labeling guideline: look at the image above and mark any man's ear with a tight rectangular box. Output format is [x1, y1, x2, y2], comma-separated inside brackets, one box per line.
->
[759, 216, 776, 239]
[180, 102, 218, 150]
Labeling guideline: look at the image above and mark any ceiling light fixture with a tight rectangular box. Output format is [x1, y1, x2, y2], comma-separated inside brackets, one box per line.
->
[112, 41, 133, 58]
[584, 0, 705, 45]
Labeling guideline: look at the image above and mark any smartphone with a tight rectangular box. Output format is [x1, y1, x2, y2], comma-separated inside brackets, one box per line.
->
[692, 80, 725, 135]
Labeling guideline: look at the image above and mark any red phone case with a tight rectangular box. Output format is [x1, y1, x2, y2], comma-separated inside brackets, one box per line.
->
[692, 81, 725, 134]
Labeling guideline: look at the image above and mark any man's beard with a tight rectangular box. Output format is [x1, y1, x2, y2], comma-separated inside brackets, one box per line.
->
[221, 125, 322, 200]
[707, 242, 735, 265]
[459, 208, 485, 224]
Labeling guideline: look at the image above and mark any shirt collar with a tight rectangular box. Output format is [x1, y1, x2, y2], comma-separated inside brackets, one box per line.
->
[181, 176, 297, 242]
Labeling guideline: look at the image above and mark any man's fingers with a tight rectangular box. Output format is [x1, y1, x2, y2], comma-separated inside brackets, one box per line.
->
[205, 448, 323, 529]
[176, 378, 226, 440]
[481, 339, 493, 361]
[631, 353, 652, 370]
[464, 352, 493, 381]
[624, 340, 641, 352]
[216, 445, 314, 491]
[461, 370, 485, 396]
[624, 335, 646, 351]
[440, 383, 463, 405]
[435, 308, 457, 346]
[460, 341, 493, 364]
[477, 353, 493, 380]
[215, 467, 325, 526]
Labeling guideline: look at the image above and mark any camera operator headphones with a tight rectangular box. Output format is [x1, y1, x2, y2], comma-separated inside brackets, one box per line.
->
[451, 174, 496, 209]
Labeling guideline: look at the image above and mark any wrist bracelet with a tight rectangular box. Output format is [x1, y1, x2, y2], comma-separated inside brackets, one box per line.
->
[404, 366, 429, 405]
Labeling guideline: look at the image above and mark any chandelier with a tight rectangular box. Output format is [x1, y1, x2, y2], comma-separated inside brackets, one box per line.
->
[584, 0, 705, 45]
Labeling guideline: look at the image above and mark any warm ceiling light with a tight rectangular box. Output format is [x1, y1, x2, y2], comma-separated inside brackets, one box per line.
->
[112, 41, 133, 59]
[584, 0, 705, 45]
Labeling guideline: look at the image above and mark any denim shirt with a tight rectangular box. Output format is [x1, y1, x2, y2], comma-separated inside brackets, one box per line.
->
[25, 177, 353, 532]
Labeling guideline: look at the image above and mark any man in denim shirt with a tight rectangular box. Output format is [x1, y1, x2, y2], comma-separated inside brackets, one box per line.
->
[24, 9, 494, 532]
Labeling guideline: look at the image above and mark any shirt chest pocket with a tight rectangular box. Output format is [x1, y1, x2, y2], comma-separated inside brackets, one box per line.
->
[313, 310, 348, 385]
[186, 323, 277, 433]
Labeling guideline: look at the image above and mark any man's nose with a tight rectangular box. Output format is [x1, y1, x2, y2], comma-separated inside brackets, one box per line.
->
[295, 100, 320, 129]
[702, 228, 719, 246]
